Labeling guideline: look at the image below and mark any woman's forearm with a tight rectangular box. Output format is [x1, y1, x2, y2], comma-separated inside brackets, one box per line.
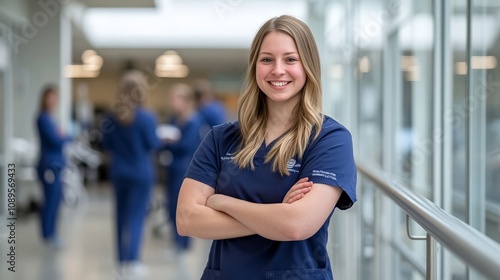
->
[176, 189, 255, 240]
[207, 184, 341, 242]
[177, 203, 255, 239]
[207, 195, 306, 241]
[177, 178, 322, 241]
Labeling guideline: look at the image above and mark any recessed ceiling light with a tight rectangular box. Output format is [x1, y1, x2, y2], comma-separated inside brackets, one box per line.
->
[155, 51, 189, 78]
[66, 50, 103, 78]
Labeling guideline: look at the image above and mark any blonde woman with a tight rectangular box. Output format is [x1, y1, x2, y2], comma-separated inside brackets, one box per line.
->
[177, 15, 356, 280]
[102, 70, 161, 277]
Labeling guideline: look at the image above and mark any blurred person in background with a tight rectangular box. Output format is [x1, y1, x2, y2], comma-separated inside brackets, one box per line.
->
[102, 70, 162, 278]
[35, 85, 72, 248]
[194, 79, 227, 137]
[161, 83, 202, 276]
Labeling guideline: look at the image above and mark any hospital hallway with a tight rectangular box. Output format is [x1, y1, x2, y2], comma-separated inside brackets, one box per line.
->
[12, 184, 210, 280]
[3, 0, 500, 279]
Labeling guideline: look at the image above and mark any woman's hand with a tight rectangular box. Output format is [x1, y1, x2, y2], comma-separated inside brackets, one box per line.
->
[282, 177, 313, 204]
[206, 178, 313, 210]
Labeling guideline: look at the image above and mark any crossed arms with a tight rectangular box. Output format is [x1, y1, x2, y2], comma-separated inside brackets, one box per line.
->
[176, 177, 343, 241]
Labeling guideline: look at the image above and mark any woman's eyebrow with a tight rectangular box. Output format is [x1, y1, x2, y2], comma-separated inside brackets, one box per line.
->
[258, 51, 299, 55]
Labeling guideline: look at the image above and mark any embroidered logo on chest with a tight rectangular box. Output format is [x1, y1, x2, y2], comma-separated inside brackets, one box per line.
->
[286, 158, 301, 173]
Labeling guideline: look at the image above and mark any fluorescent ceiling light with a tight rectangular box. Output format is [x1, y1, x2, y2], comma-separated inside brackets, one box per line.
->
[401, 56, 415, 71]
[404, 65, 420, 81]
[155, 51, 189, 78]
[454, 61, 467, 75]
[471, 56, 497, 69]
[358, 56, 370, 73]
[65, 65, 100, 78]
[155, 67, 189, 78]
[454, 56, 497, 75]
[400, 55, 420, 81]
[65, 49, 103, 78]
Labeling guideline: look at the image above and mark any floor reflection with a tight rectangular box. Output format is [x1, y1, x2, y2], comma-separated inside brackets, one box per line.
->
[14, 184, 209, 280]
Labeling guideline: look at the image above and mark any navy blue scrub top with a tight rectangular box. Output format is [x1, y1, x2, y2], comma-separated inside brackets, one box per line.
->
[36, 112, 72, 171]
[102, 108, 162, 185]
[199, 101, 226, 129]
[163, 114, 202, 175]
[185, 115, 357, 280]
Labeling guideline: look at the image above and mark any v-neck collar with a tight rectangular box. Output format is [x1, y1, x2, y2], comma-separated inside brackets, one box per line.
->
[263, 125, 293, 149]
[262, 131, 288, 151]
[262, 138, 277, 151]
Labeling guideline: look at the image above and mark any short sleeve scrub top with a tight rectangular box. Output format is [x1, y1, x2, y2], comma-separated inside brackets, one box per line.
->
[186, 115, 357, 280]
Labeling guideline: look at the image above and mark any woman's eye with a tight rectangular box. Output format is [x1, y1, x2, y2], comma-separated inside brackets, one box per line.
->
[261, 57, 273, 63]
[286, 57, 298, 62]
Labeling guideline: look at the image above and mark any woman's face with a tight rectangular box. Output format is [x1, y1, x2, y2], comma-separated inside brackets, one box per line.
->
[168, 91, 188, 115]
[46, 91, 58, 112]
[256, 31, 306, 107]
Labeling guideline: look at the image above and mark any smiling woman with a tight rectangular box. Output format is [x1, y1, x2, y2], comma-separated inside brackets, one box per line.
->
[236, 15, 324, 175]
[256, 32, 306, 112]
[176, 15, 357, 280]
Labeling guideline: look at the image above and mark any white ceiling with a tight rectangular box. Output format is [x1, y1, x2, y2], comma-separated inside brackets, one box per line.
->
[75, 0, 156, 8]
[70, 0, 309, 79]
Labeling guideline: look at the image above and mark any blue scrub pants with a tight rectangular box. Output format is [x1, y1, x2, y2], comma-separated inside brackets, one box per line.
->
[166, 169, 190, 250]
[37, 166, 63, 240]
[113, 181, 152, 263]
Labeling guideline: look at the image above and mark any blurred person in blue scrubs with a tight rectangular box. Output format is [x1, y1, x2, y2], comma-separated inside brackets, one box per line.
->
[102, 70, 162, 278]
[177, 16, 357, 280]
[35, 85, 72, 248]
[194, 79, 227, 137]
[162, 83, 202, 268]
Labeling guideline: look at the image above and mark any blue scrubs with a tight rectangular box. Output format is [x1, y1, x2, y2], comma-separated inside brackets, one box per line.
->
[198, 101, 226, 136]
[186, 116, 357, 280]
[102, 108, 162, 263]
[163, 114, 202, 250]
[36, 112, 72, 241]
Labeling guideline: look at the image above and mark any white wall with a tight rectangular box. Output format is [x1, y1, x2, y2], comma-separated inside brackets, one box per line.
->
[12, 0, 71, 143]
[0, 0, 29, 23]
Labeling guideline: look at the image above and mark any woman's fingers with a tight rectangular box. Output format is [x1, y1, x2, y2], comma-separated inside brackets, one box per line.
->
[289, 184, 312, 198]
[283, 180, 313, 204]
[287, 193, 304, 204]
[286, 178, 309, 193]
[297, 177, 309, 183]
[286, 186, 313, 203]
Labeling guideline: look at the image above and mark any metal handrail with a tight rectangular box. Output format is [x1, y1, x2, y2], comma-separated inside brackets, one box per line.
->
[357, 161, 500, 280]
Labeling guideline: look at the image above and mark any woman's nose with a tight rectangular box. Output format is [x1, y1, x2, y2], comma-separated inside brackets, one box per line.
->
[271, 61, 285, 76]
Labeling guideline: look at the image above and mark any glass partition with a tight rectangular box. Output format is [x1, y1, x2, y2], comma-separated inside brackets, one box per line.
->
[449, 0, 468, 223]
[393, 0, 435, 199]
[469, 0, 500, 244]
[355, 0, 385, 167]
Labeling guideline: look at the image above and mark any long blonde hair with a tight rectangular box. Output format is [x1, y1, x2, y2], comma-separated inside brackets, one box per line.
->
[234, 15, 323, 176]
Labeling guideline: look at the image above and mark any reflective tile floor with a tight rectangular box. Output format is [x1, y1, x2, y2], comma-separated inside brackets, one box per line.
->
[1, 184, 210, 280]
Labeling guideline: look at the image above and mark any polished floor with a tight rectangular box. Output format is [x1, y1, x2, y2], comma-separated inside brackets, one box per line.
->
[5, 184, 210, 280]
